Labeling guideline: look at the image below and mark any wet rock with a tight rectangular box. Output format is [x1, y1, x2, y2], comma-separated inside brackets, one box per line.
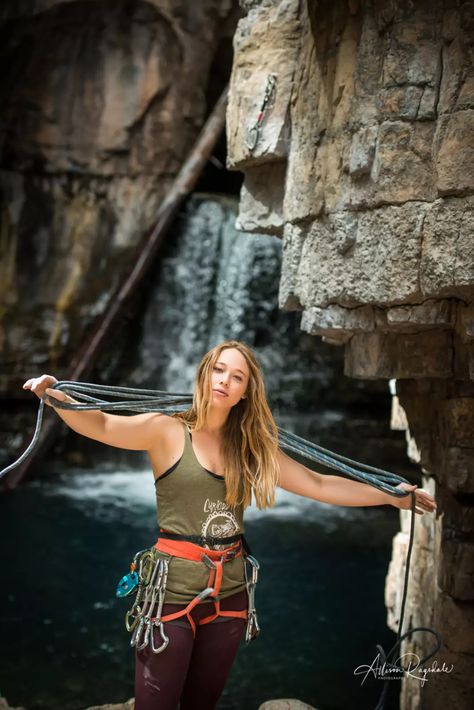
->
[84, 700, 134, 710]
[0, 698, 26, 710]
[258, 701, 318, 710]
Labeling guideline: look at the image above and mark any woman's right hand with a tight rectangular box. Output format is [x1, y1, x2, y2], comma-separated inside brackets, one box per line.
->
[22, 375, 61, 406]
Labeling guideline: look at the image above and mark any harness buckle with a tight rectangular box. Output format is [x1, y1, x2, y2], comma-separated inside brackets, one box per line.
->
[201, 554, 217, 570]
[197, 586, 216, 601]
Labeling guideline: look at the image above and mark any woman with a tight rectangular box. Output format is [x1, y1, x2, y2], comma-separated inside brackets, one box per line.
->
[23, 339, 437, 710]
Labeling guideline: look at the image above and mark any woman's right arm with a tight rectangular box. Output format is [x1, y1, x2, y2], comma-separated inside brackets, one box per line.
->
[22, 375, 165, 451]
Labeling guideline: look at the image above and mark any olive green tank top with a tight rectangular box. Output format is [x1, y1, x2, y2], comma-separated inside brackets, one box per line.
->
[154, 420, 247, 604]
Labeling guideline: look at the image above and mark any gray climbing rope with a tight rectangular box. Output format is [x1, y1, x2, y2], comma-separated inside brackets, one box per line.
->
[2, 380, 411, 498]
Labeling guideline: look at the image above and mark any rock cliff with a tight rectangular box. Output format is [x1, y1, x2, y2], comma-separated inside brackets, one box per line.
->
[0, 0, 238, 381]
[227, 1, 474, 708]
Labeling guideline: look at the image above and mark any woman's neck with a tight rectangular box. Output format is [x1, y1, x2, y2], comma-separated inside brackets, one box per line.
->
[195, 407, 229, 435]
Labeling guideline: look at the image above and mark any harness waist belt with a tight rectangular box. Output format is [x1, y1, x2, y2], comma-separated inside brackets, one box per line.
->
[157, 529, 252, 555]
[157, 530, 243, 547]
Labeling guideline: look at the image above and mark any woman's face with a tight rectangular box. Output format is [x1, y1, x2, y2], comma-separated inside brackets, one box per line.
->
[210, 348, 250, 408]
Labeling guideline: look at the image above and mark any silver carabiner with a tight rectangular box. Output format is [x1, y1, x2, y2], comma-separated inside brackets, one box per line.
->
[245, 609, 261, 643]
[125, 608, 140, 632]
[244, 554, 260, 585]
[148, 558, 171, 654]
[246, 125, 259, 151]
[138, 620, 152, 651]
[150, 622, 170, 654]
[138, 550, 155, 585]
[131, 616, 146, 649]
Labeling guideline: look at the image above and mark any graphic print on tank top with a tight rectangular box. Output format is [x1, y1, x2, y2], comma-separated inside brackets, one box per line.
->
[201, 497, 241, 551]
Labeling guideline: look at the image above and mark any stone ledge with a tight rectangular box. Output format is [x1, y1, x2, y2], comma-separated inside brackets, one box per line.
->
[301, 304, 375, 336]
[345, 331, 454, 379]
[0, 697, 318, 710]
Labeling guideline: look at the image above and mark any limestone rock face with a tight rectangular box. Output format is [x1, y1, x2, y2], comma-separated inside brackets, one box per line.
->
[0, 0, 237, 383]
[227, 0, 473, 369]
[228, 1, 474, 708]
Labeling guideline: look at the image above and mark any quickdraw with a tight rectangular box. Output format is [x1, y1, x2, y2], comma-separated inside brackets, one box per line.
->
[116, 534, 260, 654]
[246, 73, 277, 151]
[243, 554, 260, 643]
[118, 548, 171, 654]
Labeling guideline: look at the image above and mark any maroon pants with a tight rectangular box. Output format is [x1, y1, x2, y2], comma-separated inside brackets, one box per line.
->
[134, 589, 248, 710]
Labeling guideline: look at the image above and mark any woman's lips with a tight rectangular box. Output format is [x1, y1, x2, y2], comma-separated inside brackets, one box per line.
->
[213, 389, 228, 397]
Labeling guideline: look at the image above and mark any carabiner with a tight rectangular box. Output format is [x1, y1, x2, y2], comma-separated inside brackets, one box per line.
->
[150, 622, 169, 654]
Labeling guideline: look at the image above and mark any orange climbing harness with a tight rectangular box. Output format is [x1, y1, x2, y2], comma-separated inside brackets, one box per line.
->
[153, 535, 248, 637]
[120, 530, 260, 653]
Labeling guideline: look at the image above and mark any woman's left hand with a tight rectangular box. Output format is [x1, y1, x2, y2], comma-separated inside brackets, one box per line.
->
[392, 483, 437, 515]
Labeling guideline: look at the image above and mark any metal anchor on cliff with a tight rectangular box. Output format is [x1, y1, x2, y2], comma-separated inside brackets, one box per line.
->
[246, 73, 277, 152]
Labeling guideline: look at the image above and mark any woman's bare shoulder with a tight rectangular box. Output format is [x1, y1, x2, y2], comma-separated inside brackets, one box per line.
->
[153, 414, 185, 431]
[147, 415, 187, 476]
[147, 414, 185, 450]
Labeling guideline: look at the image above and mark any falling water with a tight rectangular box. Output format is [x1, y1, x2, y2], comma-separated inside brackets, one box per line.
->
[125, 193, 337, 411]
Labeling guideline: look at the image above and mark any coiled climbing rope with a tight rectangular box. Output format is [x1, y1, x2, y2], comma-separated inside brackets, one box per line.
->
[1, 380, 442, 708]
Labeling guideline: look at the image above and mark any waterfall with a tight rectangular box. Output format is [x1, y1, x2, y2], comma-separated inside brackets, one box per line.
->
[125, 194, 340, 417]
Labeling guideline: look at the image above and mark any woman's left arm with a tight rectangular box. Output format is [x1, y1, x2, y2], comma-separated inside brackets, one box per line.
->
[276, 448, 437, 515]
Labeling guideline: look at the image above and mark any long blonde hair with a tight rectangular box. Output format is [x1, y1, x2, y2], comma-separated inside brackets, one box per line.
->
[171, 340, 280, 510]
